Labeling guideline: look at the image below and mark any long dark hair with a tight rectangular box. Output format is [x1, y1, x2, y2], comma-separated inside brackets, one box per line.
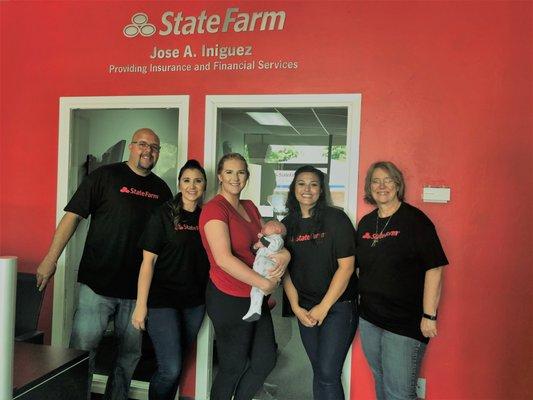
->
[169, 159, 207, 226]
[285, 165, 329, 242]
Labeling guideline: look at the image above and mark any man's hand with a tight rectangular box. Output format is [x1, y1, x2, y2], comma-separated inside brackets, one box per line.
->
[36, 258, 57, 291]
[35, 212, 82, 292]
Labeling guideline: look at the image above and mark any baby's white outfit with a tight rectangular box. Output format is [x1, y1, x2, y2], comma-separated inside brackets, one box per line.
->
[242, 234, 284, 322]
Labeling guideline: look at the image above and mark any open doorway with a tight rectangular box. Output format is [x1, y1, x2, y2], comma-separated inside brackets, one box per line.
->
[202, 94, 361, 400]
[54, 96, 189, 399]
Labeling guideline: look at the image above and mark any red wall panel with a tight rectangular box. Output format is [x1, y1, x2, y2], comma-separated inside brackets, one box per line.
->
[1, 1, 531, 399]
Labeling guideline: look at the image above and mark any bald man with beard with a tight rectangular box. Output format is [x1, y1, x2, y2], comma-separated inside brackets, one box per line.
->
[36, 128, 172, 400]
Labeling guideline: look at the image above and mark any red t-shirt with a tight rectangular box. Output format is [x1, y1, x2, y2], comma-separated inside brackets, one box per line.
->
[199, 194, 262, 297]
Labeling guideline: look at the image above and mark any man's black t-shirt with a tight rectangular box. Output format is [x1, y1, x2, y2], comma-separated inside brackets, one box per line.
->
[356, 202, 448, 343]
[138, 203, 209, 309]
[283, 207, 357, 309]
[65, 162, 172, 299]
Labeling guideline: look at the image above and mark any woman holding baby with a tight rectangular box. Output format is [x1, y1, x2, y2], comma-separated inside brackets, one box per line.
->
[282, 165, 358, 400]
[199, 153, 290, 400]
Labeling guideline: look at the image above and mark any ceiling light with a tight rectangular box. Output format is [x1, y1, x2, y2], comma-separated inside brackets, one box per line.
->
[246, 112, 291, 126]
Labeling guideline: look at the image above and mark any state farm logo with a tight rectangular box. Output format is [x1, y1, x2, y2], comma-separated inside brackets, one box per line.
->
[123, 13, 156, 38]
[122, 8, 286, 38]
[120, 186, 160, 199]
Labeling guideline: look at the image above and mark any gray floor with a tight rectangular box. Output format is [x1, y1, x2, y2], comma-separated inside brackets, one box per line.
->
[255, 287, 313, 400]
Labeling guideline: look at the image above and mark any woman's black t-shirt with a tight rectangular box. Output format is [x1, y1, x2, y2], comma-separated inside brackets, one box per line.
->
[356, 202, 448, 343]
[138, 202, 209, 309]
[283, 206, 357, 309]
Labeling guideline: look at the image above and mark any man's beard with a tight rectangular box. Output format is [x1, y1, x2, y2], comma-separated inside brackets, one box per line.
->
[137, 155, 154, 171]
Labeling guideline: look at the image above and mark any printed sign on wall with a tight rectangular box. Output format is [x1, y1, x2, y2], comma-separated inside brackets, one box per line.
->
[109, 7, 299, 75]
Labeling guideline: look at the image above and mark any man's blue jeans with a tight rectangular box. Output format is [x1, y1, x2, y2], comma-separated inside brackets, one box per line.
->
[359, 317, 427, 400]
[298, 300, 358, 400]
[146, 305, 206, 400]
[70, 283, 142, 400]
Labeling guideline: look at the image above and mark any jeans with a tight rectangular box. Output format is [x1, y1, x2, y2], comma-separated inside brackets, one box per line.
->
[146, 305, 206, 400]
[298, 300, 358, 400]
[359, 317, 427, 400]
[70, 283, 142, 400]
[206, 280, 277, 400]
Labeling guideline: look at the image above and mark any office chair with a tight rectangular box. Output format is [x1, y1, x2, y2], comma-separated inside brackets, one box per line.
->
[15, 272, 45, 344]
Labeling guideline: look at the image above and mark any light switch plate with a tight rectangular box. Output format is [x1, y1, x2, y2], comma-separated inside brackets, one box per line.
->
[422, 187, 450, 203]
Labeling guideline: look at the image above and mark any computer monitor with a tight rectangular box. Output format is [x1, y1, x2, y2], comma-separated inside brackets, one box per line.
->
[86, 140, 126, 175]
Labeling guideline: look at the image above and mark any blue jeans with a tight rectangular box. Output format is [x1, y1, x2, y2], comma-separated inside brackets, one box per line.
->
[298, 300, 358, 400]
[359, 317, 427, 400]
[70, 283, 142, 400]
[146, 305, 206, 400]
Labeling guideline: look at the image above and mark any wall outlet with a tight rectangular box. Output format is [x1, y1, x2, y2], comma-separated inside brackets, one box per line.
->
[417, 378, 426, 399]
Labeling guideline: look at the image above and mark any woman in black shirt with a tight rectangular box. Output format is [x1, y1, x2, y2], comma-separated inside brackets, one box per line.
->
[282, 165, 358, 400]
[356, 161, 448, 400]
[131, 160, 209, 400]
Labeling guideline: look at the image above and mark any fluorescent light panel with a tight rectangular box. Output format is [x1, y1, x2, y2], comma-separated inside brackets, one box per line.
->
[246, 112, 292, 126]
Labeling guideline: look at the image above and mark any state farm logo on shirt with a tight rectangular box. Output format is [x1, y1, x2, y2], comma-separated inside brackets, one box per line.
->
[119, 186, 160, 199]
[292, 232, 326, 242]
[175, 223, 199, 231]
[362, 230, 400, 241]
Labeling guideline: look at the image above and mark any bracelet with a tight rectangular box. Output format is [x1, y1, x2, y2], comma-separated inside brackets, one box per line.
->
[423, 313, 437, 321]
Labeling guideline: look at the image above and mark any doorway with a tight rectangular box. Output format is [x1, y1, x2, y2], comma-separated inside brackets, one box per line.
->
[54, 96, 189, 399]
[202, 94, 361, 399]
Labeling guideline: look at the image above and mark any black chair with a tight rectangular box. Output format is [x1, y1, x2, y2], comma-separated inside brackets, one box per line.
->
[15, 272, 45, 344]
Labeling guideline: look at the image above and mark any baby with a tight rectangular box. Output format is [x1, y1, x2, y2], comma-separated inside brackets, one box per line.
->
[243, 220, 286, 322]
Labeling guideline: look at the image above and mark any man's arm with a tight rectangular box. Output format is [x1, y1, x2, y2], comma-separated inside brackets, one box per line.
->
[36, 211, 82, 291]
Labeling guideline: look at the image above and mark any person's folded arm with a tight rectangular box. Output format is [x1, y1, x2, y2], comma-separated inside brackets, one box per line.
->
[204, 219, 278, 294]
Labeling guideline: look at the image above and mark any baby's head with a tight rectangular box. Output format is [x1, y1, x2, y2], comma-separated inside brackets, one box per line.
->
[262, 220, 287, 237]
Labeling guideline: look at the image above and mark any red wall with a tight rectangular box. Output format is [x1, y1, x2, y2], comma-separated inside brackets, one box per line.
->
[1, 1, 531, 399]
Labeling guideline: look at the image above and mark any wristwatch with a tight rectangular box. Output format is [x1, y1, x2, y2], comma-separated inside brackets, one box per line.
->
[422, 313, 437, 321]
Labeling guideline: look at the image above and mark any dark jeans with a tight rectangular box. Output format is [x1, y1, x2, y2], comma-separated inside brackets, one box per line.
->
[298, 300, 358, 400]
[146, 305, 206, 400]
[206, 280, 277, 400]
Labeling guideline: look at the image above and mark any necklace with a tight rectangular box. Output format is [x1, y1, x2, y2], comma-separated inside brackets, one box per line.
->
[371, 212, 393, 247]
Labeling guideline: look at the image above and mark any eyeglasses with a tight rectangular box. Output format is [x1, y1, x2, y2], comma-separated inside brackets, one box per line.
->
[132, 141, 161, 153]
[371, 177, 396, 186]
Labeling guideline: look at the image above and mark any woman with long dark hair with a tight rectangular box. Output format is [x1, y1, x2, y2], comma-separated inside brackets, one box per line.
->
[131, 159, 209, 400]
[199, 153, 290, 400]
[282, 165, 358, 400]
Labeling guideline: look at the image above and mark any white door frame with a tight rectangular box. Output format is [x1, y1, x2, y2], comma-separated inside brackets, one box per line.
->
[54, 95, 189, 399]
[201, 94, 361, 400]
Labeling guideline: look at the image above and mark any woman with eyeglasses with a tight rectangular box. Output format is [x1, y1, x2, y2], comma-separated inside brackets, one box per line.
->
[199, 153, 290, 400]
[132, 159, 210, 400]
[356, 161, 448, 400]
[282, 165, 358, 400]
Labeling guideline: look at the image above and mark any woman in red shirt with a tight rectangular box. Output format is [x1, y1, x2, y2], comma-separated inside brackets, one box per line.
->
[199, 153, 289, 400]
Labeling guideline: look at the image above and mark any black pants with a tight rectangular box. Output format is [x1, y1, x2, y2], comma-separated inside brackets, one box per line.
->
[206, 280, 277, 400]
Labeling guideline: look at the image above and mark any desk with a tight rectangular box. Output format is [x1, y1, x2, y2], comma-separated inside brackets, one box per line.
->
[13, 342, 89, 400]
